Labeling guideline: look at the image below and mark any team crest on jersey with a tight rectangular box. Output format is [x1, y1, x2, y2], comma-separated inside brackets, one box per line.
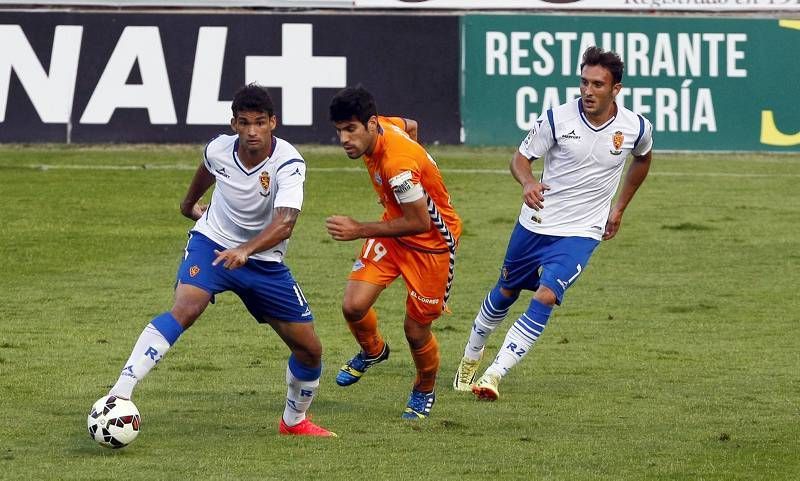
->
[189, 265, 200, 277]
[610, 131, 624, 155]
[259, 171, 270, 190]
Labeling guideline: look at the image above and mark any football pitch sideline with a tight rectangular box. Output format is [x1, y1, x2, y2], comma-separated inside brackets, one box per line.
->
[0, 145, 798, 480]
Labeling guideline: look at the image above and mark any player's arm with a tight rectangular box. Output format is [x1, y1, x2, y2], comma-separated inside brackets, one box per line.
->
[511, 151, 550, 211]
[326, 198, 430, 241]
[212, 207, 300, 269]
[180, 162, 216, 221]
[603, 150, 652, 241]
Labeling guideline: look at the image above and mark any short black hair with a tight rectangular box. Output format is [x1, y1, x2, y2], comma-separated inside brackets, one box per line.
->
[329, 86, 377, 126]
[231, 83, 274, 117]
[580, 46, 624, 84]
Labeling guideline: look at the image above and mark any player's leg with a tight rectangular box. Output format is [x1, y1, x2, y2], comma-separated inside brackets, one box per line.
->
[336, 238, 399, 386]
[109, 233, 222, 400]
[398, 248, 449, 419]
[342, 280, 387, 358]
[402, 314, 439, 419]
[455, 222, 531, 391]
[268, 319, 335, 437]
[474, 236, 599, 401]
[238, 261, 334, 437]
[109, 283, 210, 399]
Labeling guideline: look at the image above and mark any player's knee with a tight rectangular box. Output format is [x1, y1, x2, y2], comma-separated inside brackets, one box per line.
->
[534, 286, 558, 306]
[341, 302, 369, 323]
[170, 302, 206, 328]
[292, 342, 322, 366]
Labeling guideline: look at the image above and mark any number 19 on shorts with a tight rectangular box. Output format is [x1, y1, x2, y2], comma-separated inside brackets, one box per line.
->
[363, 238, 388, 262]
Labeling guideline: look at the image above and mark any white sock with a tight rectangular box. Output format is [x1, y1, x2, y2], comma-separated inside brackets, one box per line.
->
[463, 290, 514, 360]
[109, 323, 173, 399]
[485, 311, 549, 378]
[282, 365, 319, 427]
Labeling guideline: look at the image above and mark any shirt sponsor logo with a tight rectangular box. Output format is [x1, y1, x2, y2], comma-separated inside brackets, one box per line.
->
[561, 129, 581, 140]
[410, 290, 439, 305]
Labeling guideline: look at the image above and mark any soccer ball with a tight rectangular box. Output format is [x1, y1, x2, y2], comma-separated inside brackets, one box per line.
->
[87, 395, 141, 448]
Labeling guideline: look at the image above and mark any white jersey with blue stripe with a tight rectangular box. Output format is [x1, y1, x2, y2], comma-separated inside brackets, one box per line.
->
[192, 134, 306, 263]
[518, 98, 653, 240]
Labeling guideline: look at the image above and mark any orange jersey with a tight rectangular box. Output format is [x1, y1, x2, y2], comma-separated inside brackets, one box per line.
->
[363, 116, 462, 252]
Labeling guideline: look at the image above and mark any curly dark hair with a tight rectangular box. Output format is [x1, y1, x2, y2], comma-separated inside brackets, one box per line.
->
[580, 46, 624, 84]
[231, 83, 274, 116]
[329, 86, 377, 126]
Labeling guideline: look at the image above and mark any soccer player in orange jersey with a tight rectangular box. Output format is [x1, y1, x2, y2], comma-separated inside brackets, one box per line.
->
[326, 86, 462, 419]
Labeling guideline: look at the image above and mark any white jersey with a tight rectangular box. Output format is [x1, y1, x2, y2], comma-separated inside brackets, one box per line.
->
[192, 134, 306, 263]
[518, 98, 653, 240]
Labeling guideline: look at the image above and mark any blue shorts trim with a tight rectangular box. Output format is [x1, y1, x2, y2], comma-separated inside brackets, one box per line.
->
[176, 232, 313, 322]
[497, 223, 599, 305]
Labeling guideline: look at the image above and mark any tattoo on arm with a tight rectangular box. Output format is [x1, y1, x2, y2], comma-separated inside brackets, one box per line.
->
[274, 207, 300, 226]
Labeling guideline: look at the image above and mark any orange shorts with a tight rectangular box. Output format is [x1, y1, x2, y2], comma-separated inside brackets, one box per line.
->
[348, 237, 451, 324]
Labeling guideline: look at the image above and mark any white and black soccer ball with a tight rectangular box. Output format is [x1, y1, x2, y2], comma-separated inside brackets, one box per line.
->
[87, 395, 141, 448]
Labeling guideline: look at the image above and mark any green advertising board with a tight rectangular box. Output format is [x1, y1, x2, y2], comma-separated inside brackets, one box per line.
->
[461, 15, 800, 151]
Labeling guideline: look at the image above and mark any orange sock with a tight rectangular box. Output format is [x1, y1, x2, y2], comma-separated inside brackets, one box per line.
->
[411, 335, 440, 393]
[347, 308, 384, 358]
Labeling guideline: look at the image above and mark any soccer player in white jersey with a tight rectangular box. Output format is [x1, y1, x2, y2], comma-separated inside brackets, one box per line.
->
[453, 46, 654, 401]
[103, 84, 335, 436]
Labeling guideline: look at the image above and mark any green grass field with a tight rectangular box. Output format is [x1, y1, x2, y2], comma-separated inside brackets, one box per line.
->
[1, 144, 798, 480]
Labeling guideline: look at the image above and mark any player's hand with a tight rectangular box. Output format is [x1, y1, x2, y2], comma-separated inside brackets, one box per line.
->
[212, 248, 248, 270]
[603, 208, 623, 240]
[326, 215, 362, 241]
[522, 181, 550, 210]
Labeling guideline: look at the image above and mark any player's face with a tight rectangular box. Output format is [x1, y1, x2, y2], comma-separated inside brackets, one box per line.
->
[579, 64, 622, 119]
[334, 116, 378, 159]
[231, 111, 277, 154]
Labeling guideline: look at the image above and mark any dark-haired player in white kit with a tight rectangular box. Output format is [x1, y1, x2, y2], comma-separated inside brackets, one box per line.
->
[453, 46, 654, 401]
[104, 84, 335, 436]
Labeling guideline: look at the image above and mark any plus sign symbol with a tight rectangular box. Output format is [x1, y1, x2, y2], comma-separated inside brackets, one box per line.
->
[246, 23, 347, 126]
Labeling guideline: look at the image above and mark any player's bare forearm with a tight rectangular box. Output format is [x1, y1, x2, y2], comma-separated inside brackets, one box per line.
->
[404, 118, 419, 142]
[180, 163, 215, 220]
[327, 198, 430, 241]
[240, 207, 299, 255]
[212, 207, 299, 270]
[511, 151, 550, 210]
[510, 151, 537, 186]
[613, 151, 652, 213]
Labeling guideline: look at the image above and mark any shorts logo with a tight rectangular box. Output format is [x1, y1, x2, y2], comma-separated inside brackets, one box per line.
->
[502, 266, 509, 280]
[611, 131, 624, 155]
[189, 265, 200, 277]
[410, 290, 439, 305]
[374, 172, 383, 186]
[352, 259, 365, 271]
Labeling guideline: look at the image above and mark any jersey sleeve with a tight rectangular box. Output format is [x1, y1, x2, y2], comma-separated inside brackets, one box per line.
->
[632, 115, 654, 157]
[519, 111, 555, 160]
[382, 116, 407, 131]
[202, 134, 223, 173]
[385, 154, 425, 204]
[273, 159, 306, 210]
